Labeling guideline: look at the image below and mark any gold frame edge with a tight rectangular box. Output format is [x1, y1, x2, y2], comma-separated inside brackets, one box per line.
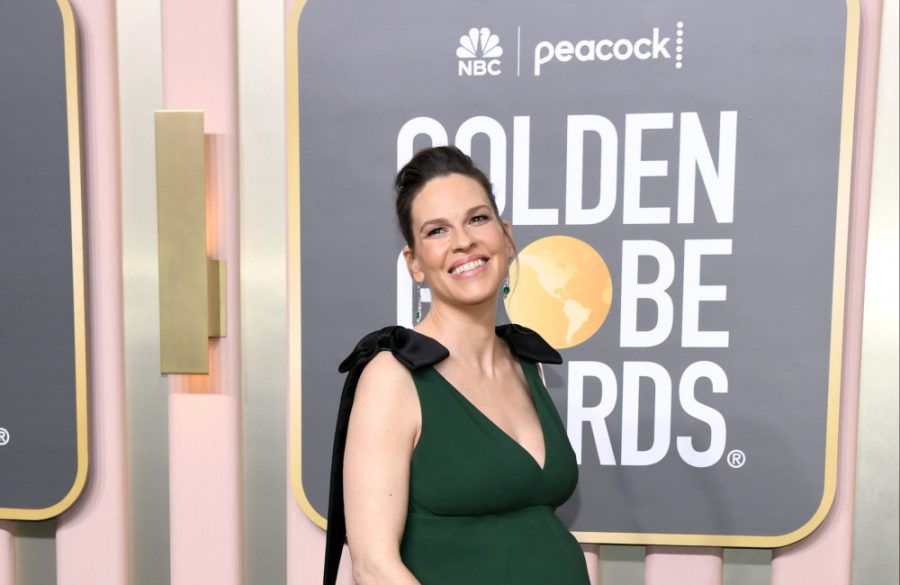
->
[287, 0, 327, 529]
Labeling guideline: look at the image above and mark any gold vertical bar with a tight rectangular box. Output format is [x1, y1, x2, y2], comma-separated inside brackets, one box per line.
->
[155, 110, 208, 374]
[207, 259, 226, 337]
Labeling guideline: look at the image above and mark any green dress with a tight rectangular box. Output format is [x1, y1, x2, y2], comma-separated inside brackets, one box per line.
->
[324, 324, 590, 585]
[400, 349, 590, 584]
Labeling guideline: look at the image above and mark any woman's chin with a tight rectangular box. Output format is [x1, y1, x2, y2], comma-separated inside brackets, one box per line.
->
[442, 290, 502, 310]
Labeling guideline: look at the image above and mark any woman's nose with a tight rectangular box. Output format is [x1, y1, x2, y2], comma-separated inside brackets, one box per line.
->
[451, 227, 474, 251]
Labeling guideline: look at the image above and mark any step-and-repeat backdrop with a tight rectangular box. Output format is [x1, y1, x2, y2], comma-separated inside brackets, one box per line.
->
[290, 0, 857, 546]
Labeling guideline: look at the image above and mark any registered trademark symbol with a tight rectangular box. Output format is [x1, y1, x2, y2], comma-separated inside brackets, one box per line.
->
[727, 449, 746, 468]
[0, 427, 9, 446]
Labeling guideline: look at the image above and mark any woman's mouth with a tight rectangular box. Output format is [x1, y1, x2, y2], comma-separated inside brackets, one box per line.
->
[449, 257, 489, 278]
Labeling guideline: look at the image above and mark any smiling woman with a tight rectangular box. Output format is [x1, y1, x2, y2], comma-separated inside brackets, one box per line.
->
[323, 146, 591, 585]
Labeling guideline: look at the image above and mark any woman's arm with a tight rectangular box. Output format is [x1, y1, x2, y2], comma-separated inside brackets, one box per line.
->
[343, 352, 422, 585]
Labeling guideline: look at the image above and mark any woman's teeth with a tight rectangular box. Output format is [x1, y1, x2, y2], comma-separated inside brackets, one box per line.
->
[450, 259, 486, 275]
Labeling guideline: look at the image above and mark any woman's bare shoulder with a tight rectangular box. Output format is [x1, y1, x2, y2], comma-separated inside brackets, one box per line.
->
[352, 351, 419, 422]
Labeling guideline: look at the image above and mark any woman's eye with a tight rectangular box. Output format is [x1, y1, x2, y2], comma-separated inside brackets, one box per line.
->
[426, 226, 446, 237]
[470, 214, 490, 224]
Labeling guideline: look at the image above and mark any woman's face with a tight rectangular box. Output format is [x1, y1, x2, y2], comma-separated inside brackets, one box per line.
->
[404, 173, 514, 310]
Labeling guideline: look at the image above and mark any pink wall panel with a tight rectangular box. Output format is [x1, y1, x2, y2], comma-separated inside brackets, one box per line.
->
[0, 523, 13, 585]
[583, 544, 600, 583]
[287, 498, 321, 584]
[169, 394, 242, 585]
[645, 547, 722, 585]
[287, 497, 356, 584]
[160, 1, 243, 584]
[55, 1, 130, 584]
[161, 3, 236, 133]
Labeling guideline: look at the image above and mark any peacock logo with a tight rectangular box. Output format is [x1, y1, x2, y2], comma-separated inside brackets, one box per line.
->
[457, 27, 503, 59]
[457, 27, 503, 76]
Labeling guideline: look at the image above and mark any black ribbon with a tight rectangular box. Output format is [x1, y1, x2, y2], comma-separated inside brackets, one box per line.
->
[494, 323, 563, 365]
[323, 324, 560, 584]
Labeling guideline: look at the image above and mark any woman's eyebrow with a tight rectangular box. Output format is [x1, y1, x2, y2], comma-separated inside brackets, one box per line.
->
[419, 217, 448, 232]
[467, 204, 492, 216]
[419, 205, 491, 231]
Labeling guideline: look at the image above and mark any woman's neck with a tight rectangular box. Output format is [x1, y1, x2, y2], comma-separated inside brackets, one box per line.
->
[414, 299, 507, 373]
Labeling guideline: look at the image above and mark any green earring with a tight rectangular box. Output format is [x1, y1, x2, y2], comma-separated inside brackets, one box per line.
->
[502, 275, 510, 298]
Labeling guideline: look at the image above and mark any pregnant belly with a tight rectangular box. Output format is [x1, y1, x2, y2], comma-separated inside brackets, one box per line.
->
[400, 505, 590, 585]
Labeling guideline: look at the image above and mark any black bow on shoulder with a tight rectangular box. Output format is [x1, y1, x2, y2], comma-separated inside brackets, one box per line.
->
[323, 324, 560, 584]
[494, 323, 563, 365]
[337, 325, 450, 374]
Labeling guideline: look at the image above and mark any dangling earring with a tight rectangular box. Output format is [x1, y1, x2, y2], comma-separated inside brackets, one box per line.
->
[502, 275, 510, 298]
[415, 283, 423, 323]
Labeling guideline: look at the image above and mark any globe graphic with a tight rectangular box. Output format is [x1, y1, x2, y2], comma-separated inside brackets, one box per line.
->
[504, 236, 613, 349]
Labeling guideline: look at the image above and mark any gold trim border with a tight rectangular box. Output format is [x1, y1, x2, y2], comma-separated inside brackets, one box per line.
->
[287, 0, 325, 528]
[287, 0, 861, 546]
[0, 0, 90, 521]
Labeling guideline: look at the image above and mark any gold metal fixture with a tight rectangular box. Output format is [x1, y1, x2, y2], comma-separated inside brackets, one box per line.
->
[155, 110, 225, 374]
[207, 258, 226, 338]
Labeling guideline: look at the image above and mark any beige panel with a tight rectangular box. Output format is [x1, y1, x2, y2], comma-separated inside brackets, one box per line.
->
[723, 548, 771, 583]
[237, 0, 288, 584]
[853, 0, 900, 582]
[116, 1, 171, 584]
[15, 522, 56, 585]
[599, 545, 645, 584]
[155, 110, 209, 374]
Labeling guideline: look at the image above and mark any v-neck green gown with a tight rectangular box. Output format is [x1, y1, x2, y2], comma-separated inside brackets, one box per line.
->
[399, 357, 591, 585]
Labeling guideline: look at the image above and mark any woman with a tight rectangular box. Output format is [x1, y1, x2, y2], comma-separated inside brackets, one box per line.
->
[324, 146, 590, 585]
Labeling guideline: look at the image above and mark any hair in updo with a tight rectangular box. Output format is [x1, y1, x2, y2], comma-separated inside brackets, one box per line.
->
[395, 146, 500, 250]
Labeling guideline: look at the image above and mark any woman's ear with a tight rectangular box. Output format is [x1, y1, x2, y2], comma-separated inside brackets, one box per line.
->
[502, 220, 516, 258]
[402, 245, 424, 284]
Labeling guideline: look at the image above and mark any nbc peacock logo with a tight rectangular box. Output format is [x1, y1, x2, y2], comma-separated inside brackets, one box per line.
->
[457, 27, 503, 77]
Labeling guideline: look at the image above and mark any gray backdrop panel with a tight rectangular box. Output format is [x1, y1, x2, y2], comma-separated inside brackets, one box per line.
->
[295, 0, 849, 540]
[0, 1, 80, 512]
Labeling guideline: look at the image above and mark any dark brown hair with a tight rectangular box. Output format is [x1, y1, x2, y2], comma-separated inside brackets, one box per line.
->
[395, 146, 500, 250]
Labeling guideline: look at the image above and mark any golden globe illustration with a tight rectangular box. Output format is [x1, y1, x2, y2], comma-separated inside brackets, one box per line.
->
[504, 236, 613, 349]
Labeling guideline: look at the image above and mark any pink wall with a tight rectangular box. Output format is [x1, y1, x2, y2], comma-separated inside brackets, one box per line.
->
[168, 395, 242, 585]
[159, 0, 243, 583]
[55, 1, 130, 583]
[0, 522, 13, 585]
